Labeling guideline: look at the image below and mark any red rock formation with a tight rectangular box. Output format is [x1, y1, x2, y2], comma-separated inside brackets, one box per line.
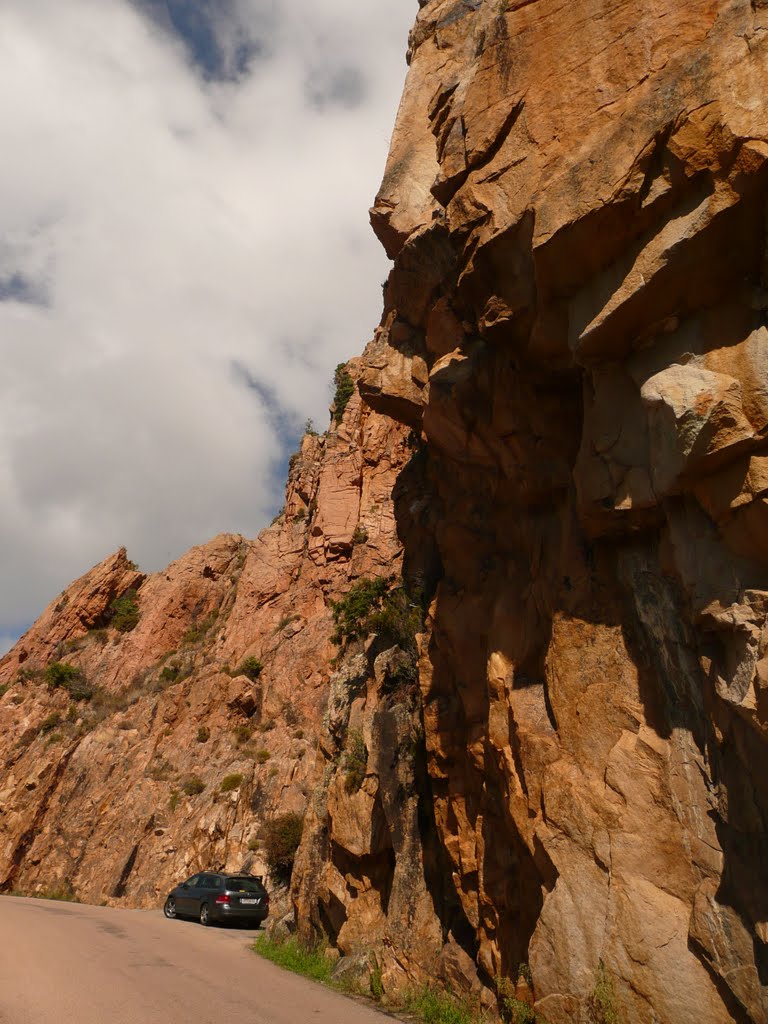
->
[0, 383, 410, 913]
[4, 2, 768, 1022]
[297, 1, 768, 1021]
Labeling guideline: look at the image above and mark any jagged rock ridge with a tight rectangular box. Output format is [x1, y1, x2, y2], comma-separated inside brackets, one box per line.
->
[0, 374, 411, 909]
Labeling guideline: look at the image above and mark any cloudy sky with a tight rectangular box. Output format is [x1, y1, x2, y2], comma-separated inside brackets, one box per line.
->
[0, 0, 415, 653]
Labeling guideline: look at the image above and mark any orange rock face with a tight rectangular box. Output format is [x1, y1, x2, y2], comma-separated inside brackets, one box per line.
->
[0, 390, 410, 915]
[4, 2, 768, 1022]
[330, 0, 768, 1021]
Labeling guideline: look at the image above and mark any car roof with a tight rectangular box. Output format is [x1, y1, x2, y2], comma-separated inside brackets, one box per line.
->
[185, 871, 264, 885]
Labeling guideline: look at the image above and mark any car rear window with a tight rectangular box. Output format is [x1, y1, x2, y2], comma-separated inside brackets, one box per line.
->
[225, 877, 265, 893]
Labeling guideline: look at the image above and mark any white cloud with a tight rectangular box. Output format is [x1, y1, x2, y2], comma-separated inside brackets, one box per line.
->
[0, 0, 415, 635]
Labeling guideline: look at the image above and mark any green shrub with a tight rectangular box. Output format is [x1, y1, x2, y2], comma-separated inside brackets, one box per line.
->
[263, 812, 304, 882]
[342, 730, 367, 793]
[330, 577, 423, 660]
[17, 728, 36, 748]
[181, 776, 206, 796]
[370, 955, 384, 1000]
[0, 684, 7, 699]
[161, 662, 181, 683]
[247, 837, 260, 851]
[148, 757, 175, 781]
[44, 662, 93, 702]
[405, 988, 478, 1024]
[502, 998, 536, 1024]
[256, 749, 271, 764]
[330, 576, 389, 646]
[196, 726, 210, 743]
[168, 790, 180, 811]
[16, 666, 41, 684]
[367, 587, 422, 655]
[68, 680, 94, 702]
[282, 702, 299, 726]
[253, 934, 333, 984]
[498, 971, 537, 1024]
[37, 881, 80, 903]
[220, 772, 244, 792]
[45, 661, 80, 689]
[274, 612, 301, 634]
[233, 723, 252, 745]
[258, 718, 276, 732]
[587, 960, 620, 1024]
[234, 656, 263, 681]
[352, 525, 368, 545]
[304, 417, 318, 437]
[40, 712, 62, 735]
[182, 610, 218, 645]
[332, 363, 355, 423]
[109, 589, 140, 632]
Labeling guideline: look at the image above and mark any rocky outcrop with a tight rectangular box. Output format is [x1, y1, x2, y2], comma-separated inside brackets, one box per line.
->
[293, 1, 768, 1022]
[4, 2, 768, 1023]
[0, 380, 411, 909]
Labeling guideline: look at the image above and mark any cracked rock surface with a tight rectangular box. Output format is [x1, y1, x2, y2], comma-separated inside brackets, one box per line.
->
[4, 2, 768, 1022]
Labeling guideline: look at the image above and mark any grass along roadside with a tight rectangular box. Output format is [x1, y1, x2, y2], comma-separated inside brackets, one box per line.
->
[3, 882, 81, 903]
[253, 934, 334, 984]
[251, 934, 491, 1024]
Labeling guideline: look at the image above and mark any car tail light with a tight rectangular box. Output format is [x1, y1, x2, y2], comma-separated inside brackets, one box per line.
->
[215, 894, 230, 904]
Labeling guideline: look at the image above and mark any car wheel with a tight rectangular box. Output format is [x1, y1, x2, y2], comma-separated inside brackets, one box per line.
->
[163, 897, 177, 920]
[199, 903, 211, 927]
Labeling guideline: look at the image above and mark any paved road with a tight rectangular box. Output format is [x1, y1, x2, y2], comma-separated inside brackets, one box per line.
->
[0, 897, 394, 1024]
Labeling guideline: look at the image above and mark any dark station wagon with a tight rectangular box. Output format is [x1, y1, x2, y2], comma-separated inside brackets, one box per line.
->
[163, 872, 270, 927]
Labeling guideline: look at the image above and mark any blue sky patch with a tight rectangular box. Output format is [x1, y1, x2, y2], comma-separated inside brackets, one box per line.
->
[137, 0, 270, 80]
[0, 272, 48, 307]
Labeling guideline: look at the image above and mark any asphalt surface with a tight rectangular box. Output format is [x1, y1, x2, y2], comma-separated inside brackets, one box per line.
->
[0, 897, 394, 1024]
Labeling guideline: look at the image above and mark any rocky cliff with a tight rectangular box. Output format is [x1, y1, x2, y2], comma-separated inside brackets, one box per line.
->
[3, 1, 768, 1022]
[295, 1, 768, 1021]
[0, 374, 410, 908]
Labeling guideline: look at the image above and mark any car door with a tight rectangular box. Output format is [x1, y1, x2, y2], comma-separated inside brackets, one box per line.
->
[188, 874, 212, 916]
[176, 874, 200, 915]
[196, 874, 217, 914]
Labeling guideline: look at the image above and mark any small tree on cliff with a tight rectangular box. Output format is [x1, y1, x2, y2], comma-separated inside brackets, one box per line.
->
[263, 812, 305, 884]
[329, 576, 422, 657]
[332, 363, 355, 423]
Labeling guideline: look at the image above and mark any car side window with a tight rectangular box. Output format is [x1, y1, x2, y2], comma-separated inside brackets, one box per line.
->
[185, 874, 200, 887]
[213, 876, 224, 890]
[199, 874, 213, 888]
